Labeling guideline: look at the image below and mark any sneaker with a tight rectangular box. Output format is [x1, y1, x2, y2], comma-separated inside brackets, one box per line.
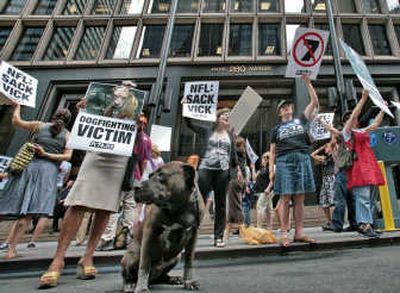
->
[96, 239, 114, 251]
[322, 223, 333, 231]
[27, 241, 36, 249]
[343, 226, 358, 232]
[358, 227, 379, 238]
[0, 242, 9, 251]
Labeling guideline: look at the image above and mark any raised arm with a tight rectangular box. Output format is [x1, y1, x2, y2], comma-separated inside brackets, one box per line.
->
[11, 104, 41, 132]
[364, 110, 385, 133]
[344, 90, 369, 134]
[302, 75, 319, 120]
[311, 145, 326, 164]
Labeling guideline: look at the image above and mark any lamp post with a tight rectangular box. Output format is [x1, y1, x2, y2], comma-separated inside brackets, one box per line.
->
[148, 0, 179, 131]
[325, 0, 347, 115]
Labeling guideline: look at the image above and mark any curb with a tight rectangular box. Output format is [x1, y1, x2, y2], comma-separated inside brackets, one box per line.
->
[2, 235, 400, 276]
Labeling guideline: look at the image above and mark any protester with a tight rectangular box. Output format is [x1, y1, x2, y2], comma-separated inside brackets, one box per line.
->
[52, 179, 75, 233]
[185, 108, 240, 248]
[38, 95, 132, 288]
[140, 144, 164, 182]
[267, 74, 319, 247]
[343, 90, 386, 238]
[0, 104, 72, 259]
[311, 137, 337, 231]
[242, 162, 256, 227]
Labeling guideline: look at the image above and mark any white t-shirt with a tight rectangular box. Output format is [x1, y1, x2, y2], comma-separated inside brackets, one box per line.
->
[57, 161, 72, 188]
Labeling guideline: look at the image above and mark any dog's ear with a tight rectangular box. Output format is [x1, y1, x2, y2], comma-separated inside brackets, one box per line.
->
[182, 164, 195, 190]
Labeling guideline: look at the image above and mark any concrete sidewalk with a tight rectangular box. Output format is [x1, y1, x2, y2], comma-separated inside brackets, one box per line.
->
[1, 227, 400, 275]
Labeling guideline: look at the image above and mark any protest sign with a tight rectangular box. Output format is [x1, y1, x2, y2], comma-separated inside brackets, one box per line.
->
[150, 124, 172, 152]
[0, 61, 38, 108]
[182, 81, 219, 121]
[245, 138, 259, 164]
[310, 113, 335, 141]
[67, 112, 137, 156]
[67, 82, 146, 156]
[392, 101, 400, 110]
[0, 156, 12, 190]
[230, 86, 263, 135]
[340, 40, 393, 118]
[285, 28, 330, 80]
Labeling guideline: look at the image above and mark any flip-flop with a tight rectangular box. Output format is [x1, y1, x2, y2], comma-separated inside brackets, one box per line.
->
[76, 264, 97, 280]
[38, 271, 61, 289]
[293, 235, 317, 244]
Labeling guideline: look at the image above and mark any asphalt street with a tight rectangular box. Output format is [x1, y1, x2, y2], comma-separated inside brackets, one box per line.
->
[1, 245, 400, 293]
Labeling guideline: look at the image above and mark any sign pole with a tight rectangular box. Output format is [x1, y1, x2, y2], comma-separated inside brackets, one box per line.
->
[325, 0, 347, 115]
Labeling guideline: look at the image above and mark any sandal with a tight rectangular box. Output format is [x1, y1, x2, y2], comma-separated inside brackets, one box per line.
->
[76, 264, 97, 280]
[280, 235, 290, 247]
[38, 271, 61, 289]
[293, 235, 317, 244]
[214, 239, 225, 248]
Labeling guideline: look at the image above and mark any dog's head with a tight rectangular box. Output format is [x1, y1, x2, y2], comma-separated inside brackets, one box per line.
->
[135, 161, 195, 209]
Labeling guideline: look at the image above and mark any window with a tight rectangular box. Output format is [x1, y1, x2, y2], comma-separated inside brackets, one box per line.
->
[106, 26, 136, 59]
[119, 0, 144, 14]
[231, 0, 253, 12]
[139, 25, 165, 58]
[386, 0, 400, 13]
[11, 27, 44, 61]
[286, 24, 299, 50]
[74, 26, 106, 60]
[0, 0, 26, 14]
[284, 0, 305, 13]
[369, 24, 391, 55]
[337, 0, 356, 13]
[198, 23, 223, 56]
[363, 0, 381, 13]
[43, 27, 75, 60]
[259, 0, 279, 12]
[311, 0, 326, 12]
[342, 24, 365, 55]
[169, 24, 194, 57]
[33, 0, 57, 14]
[314, 24, 332, 55]
[394, 25, 400, 46]
[92, 0, 115, 14]
[0, 27, 12, 51]
[177, 0, 199, 13]
[203, 0, 226, 13]
[258, 23, 281, 56]
[63, 0, 88, 14]
[229, 23, 252, 56]
[149, 0, 170, 13]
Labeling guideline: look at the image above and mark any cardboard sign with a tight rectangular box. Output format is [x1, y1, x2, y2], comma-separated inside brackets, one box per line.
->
[245, 138, 259, 164]
[0, 156, 12, 190]
[0, 61, 38, 108]
[150, 124, 172, 152]
[285, 28, 330, 80]
[310, 113, 335, 141]
[67, 111, 137, 156]
[182, 81, 219, 122]
[230, 86, 263, 135]
[340, 40, 393, 118]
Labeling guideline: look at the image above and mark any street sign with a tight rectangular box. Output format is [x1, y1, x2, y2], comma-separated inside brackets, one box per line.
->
[285, 28, 330, 80]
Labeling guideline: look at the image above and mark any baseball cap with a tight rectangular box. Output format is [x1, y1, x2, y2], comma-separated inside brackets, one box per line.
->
[276, 99, 294, 114]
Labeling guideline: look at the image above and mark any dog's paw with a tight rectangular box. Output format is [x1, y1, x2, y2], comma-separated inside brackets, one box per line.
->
[123, 282, 135, 293]
[134, 287, 150, 293]
[184, 280, 200, 291]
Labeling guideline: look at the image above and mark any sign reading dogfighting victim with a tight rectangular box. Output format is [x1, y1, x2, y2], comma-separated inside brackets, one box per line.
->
[0, 61, 38, 108]
[310, 113, 335, 141]
[183, 81, 219, 121]
[67, 112, 137, 156]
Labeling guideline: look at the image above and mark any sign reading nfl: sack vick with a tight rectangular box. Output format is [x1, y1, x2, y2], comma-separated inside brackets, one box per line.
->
[0, 60, 38, 108]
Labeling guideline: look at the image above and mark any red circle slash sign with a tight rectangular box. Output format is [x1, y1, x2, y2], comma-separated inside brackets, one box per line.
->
[293, 32, 324, 67]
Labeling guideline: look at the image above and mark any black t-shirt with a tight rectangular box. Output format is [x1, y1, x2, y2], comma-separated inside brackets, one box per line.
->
[254, 167, 269, 193]
[270, 114, 311, 156]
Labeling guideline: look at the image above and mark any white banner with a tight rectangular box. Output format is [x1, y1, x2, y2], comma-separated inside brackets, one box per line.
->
[230, 86, 263, 135]
[182, 81, 219, 122]
[150, 124, 172, 152]
[310, 113, 335, 141]
[340, 40, 393, 118]
[0, 156, 12, 190]
[392, 101, 400, 110]
[285, 28, 330, 80]
[245, 138, 259, 164]
[0, 61, 38, 108]
[67, 112, 137, 156]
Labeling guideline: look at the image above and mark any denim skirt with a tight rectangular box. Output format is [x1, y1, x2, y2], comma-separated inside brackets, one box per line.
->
[274, 151, 316, 196]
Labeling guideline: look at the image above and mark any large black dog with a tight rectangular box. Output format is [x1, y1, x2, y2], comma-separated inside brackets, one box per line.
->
[121, 161, 202, 293]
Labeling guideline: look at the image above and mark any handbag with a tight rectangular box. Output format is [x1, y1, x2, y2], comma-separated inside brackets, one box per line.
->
[9, 127, 39, 175]
[337, 133, 357, 170]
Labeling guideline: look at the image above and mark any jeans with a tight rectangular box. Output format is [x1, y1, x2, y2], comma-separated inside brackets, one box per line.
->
[198, 169, 230, 240]
[242, 199, 251, 226]
[332, 170, 357, 230]
[352, 185, 376, 225]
